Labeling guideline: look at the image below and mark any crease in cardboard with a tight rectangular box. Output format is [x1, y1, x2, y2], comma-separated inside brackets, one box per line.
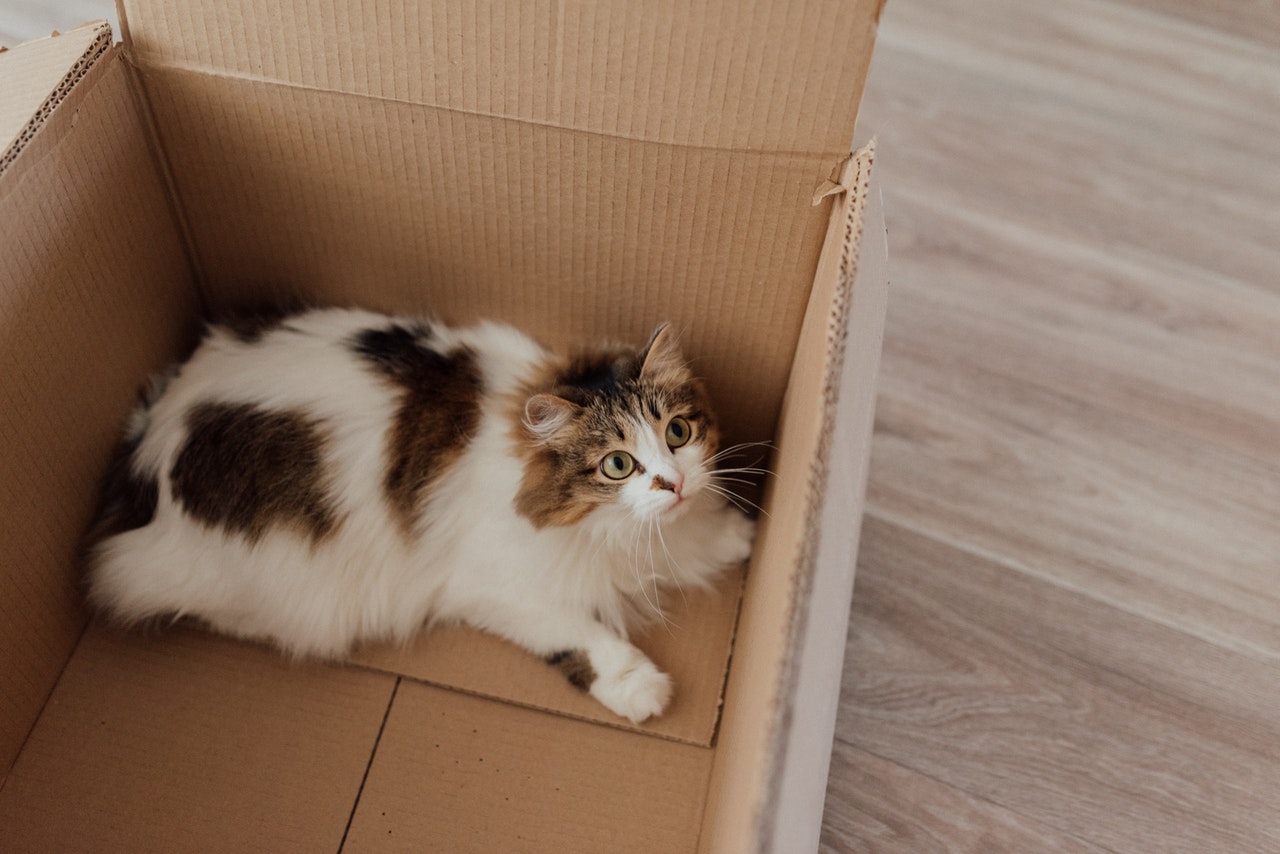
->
[125, 53, 851, 160]
[118, 46, 212, 309]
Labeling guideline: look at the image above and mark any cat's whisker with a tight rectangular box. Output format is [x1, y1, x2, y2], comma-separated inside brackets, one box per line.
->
[654, 518, 689, 615]
[709, 475, 758, 487]
[705, 441, 776, 467]
[630, 515, 669, 628]
[710, 465, 774, 478]
[705, 483, 772, 519]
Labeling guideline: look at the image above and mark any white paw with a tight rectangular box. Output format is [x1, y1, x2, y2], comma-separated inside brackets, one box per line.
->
[717, 509, 757, 566]
[590, 655, 673, 724]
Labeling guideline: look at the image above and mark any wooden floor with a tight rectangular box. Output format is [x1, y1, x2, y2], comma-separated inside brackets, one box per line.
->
[821, 0, 1280, 851]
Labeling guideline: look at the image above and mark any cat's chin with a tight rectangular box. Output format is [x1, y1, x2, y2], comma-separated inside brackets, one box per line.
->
[652, 492, 698, 522]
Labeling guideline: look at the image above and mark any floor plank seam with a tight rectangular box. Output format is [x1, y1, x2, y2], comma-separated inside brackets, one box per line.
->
[860, 507, 1280, 668]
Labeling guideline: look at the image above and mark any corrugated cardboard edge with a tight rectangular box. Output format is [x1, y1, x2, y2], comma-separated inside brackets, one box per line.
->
[0, 23, 111, 177]
[698, 141, 884, 853]
[762, 141, 888, 852]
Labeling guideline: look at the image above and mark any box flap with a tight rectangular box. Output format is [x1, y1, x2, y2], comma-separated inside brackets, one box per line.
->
[700, 142, 885, 852]
[0, 23, 111, 174]
[0, 36, 198, 776]
[119, 0, 880, 153]
[763, 141, 886, 851]
[350, 569, 742, 746]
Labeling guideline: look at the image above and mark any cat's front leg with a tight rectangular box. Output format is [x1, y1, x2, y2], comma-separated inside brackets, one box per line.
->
[464, 603, 671, 723]
[711, 501, 757, 567]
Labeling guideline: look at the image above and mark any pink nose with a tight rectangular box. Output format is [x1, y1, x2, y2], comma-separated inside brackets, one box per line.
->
[653, 474, 684, 499]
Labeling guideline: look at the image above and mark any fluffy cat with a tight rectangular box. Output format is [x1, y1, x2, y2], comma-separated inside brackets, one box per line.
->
[86, 307, 756, 723]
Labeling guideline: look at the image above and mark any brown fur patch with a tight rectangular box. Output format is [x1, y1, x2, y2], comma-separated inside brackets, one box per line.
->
[171, 401, 340, 544]
[88, 433, 159, 542]
[546, 649, 597, 691]
[351, 323, 483, 533]
[213, 301, 306, 344]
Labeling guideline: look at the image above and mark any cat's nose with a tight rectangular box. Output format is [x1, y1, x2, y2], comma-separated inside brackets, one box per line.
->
[652, 474, 684, 499]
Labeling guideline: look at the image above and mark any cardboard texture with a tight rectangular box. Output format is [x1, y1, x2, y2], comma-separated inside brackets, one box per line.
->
[0, 0, 886, 848]
[344, 681, 714, 853]
[0, 624, 396, 852]
[0, 24, 197, 775]
[135, 62, 833, 448]
[352, 569, 743, 746]
[765, 147, 887, 853]
[700, 145, 883, 853]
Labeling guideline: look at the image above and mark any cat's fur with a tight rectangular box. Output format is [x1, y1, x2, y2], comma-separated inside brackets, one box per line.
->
[86, 307, 755, 723]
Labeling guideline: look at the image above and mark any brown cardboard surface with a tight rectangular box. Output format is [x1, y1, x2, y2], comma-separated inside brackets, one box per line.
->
[764, 145, 887, 852]
[121, 0, 877, 152]
[343, 680, 714, 853]
[0, 623, 396, 852]
[132, 63, 835, 448]
[351, 568, 743, 746]
[0, 40, 197, 774]
[700, 144, 881, 852]
[0, 24, 109, 170]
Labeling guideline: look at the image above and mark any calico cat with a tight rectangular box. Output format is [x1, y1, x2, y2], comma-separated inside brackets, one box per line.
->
[86, 307, 756, 723]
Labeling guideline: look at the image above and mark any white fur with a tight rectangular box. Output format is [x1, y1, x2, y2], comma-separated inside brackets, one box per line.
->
[88, 308, 755, 723]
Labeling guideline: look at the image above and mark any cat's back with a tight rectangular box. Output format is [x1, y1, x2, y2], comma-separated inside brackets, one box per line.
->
[86, 306, 547, 655]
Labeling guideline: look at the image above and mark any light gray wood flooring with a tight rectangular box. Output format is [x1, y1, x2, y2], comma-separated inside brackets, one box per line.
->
[822, 0, 1280, 850]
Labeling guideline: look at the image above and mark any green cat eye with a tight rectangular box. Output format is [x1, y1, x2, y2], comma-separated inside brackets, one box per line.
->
[601, 451, 636, 480]
[665, 416, 692, 449]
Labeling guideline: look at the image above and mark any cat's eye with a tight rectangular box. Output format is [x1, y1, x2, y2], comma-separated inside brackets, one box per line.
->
[665, 416, 692, 449]
[600, 451, 636, 480]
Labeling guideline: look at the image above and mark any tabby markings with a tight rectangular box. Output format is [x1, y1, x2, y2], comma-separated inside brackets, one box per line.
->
[90, 433, 159, 541]
[171, 401, 340, 543]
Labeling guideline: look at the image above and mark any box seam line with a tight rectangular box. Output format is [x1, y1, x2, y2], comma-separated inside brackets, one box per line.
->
[337, 675, 400, 852]
[0, 617, 92, 790]
[119, 46, 211, 315]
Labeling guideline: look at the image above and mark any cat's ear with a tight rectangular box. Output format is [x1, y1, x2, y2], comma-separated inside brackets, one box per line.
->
[524, 394, 581, 442]
[639, 323, 685, 380]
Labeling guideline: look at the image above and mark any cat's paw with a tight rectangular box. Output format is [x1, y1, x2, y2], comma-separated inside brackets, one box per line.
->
[590, 654, 673, 724]
[715, 508, 757, 566]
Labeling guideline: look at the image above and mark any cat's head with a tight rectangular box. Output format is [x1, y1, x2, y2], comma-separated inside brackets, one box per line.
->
[515, 324, 720, 529]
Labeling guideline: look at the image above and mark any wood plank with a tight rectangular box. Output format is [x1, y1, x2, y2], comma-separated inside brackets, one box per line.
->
[836, 517, 1280, 852]
[857, 0, 1280, 293]
[867, 273, 1280, 661]
[820, 744, 1106, 854]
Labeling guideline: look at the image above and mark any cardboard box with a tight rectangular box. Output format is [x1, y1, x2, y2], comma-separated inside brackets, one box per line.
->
[0, 3, 886, 850]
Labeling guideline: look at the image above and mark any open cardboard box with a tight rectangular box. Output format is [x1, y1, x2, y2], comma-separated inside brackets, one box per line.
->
[0, 3, 887, 851]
